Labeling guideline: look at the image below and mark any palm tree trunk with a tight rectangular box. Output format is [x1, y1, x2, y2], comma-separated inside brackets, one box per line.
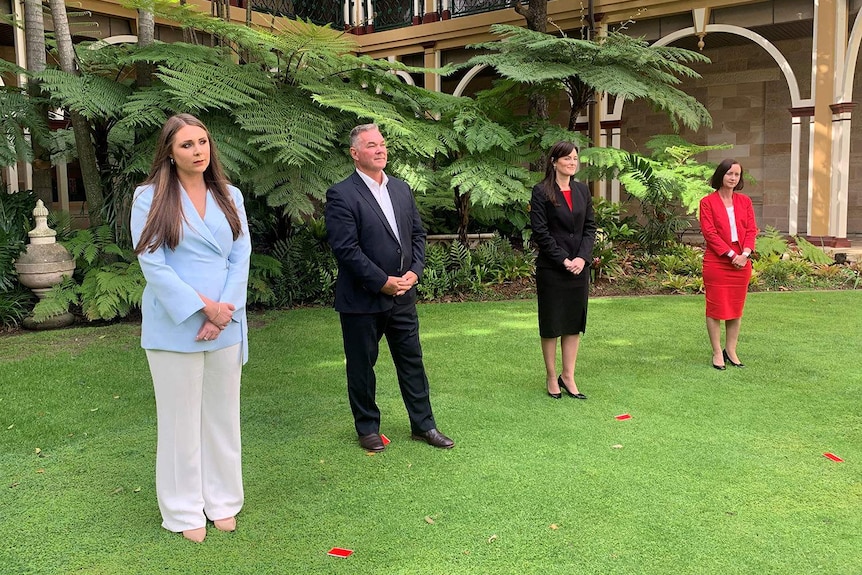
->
[23, 0, 53, 206]
[512, 0, 549, 152]
[47, 0, 104, 226]
[136, 9, 155, 87]
[454, 188, 470, 245]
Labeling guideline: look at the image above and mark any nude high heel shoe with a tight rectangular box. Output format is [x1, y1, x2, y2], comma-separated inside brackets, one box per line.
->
[214, 517, 236, 532]
[183, 527, 206, 543]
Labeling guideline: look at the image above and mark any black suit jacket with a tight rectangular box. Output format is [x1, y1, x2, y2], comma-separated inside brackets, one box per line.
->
[325, 171, 426, 313]
[529, 179, 597, 270]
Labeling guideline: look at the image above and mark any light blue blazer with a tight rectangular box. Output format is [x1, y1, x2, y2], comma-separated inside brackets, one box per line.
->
[131, 183, 251, 364]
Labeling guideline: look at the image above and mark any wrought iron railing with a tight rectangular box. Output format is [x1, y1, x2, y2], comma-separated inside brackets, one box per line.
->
[249, 0, 345, 29]
[370, 0, 414, 31]
[450, 0, 512, 18]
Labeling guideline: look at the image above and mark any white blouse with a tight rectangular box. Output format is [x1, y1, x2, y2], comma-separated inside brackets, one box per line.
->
[726, 206, 738, 243]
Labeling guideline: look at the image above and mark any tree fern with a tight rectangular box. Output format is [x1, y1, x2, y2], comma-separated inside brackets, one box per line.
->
[468, 24, 711, 132]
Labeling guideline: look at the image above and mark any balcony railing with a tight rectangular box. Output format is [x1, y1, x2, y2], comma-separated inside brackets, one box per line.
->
[249, 0, 345, 28]
[449, 0, 512, 18]
[243, 0, 517, 32]
[370, 0, 414, 31]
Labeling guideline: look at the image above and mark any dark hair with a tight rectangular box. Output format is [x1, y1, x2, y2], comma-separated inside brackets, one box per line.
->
[710, 159, 744, 191]
[540, 141, 579, 204]
[134, 114, 242, 255]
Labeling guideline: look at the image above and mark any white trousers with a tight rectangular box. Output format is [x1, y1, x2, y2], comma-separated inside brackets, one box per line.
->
[146, 344, 244, 532]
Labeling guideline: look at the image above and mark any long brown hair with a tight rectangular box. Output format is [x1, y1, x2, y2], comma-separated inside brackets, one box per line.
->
[540, 141, 579, 205]
[134, 114, 242, 254]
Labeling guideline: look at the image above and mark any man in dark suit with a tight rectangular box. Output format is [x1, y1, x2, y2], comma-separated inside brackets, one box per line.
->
[324, 124, 454, 452]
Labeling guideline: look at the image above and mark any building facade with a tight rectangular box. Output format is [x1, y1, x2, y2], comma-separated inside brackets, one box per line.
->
[2, 0, 861, 244]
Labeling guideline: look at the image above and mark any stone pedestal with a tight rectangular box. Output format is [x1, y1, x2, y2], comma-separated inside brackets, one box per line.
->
[14, 200, 76, 329]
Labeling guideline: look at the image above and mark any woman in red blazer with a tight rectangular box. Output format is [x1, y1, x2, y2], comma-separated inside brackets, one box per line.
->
[699, 159, 758, 370]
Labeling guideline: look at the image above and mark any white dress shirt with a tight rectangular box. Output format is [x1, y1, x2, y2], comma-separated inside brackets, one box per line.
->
[356, 169, 400, 244]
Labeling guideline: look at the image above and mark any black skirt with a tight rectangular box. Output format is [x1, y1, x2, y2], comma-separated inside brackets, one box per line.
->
[536, 265, 589, 338]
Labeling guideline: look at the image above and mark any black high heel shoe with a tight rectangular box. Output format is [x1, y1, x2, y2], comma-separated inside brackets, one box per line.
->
[723, 349, 745, 368]
[558, 376, 587, 399]
[547, 389, 562, 400]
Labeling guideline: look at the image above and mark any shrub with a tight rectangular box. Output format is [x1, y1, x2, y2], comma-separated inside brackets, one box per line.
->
[267, 220, 337, 307]
[33, 225, 145, 322]
[0, 190, 35, 292]
[0, 286, 35, 330]
[753, 256, 814, 290]
[755, 226, 788, 258]
[247, 253, 283, 307]
[590, 198, 639, 282]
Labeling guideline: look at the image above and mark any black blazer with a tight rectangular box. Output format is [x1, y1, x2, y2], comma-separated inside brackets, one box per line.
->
[529, 179, 597, 270]
[325, 171, 426, 313]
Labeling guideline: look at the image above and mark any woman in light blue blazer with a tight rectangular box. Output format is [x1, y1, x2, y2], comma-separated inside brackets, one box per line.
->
[131, 114, 251, 543]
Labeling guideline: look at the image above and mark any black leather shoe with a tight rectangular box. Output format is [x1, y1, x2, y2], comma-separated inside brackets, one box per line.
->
[723, 349, 745, 368]
[558, 376, 587, 399]
[713, 363, 726, 371]
[547, 389, 562, 399]
[411, 428, 454, 449]
[358, 433, 385, 452]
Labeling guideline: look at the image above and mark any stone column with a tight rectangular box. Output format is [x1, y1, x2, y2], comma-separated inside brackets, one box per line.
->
[829, 102, 854, 247]
[809, 0, 836, 238]
[788, 106, 813, 236]
[423, 41, 440, 93]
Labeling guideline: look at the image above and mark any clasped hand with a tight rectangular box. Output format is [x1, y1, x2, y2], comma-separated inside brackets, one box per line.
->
[381, 271, 418, 297]
[730, 254, 748, 269]
[564, 257, 586, 275]
[196, 299, 236, 342]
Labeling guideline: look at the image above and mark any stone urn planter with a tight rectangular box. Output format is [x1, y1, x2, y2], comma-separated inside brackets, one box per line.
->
[14, 200, 76, 329]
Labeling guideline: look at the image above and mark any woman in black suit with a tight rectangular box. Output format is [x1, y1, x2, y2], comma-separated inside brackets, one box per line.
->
[529, 142, 597, 399]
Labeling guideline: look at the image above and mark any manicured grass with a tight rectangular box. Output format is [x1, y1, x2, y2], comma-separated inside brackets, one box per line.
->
[1, 291, 860, 574]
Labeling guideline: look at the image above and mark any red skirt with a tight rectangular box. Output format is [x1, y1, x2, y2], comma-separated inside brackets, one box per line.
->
[702, 242, 751, 320]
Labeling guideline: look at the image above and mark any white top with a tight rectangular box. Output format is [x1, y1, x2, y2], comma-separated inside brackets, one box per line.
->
[356, 169, 400, 243]
[726, 206, 738, 243]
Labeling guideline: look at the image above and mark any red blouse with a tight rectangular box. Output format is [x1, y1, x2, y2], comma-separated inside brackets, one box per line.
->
[560, 189, 573, 211]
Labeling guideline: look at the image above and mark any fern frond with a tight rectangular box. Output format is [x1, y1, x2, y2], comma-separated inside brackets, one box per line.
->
[36, 69, 132, 121]
[235, 91, 336, 166]
[117, 88, 173, 131]
[156, 62, 270, 113]
[756, 227, 788, 257]
[247, 159, 349, 218]
[794, 236, 834, 264]
[32, 276, 79, 322]
[0, 91, 39, 166]
[445, 155, 532, 208]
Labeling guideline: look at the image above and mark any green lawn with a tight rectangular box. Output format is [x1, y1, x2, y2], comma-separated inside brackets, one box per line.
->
[1, 291, 860, 575]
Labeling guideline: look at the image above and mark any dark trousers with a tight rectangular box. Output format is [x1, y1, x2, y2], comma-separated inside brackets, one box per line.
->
[339, 302, 435, 436]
